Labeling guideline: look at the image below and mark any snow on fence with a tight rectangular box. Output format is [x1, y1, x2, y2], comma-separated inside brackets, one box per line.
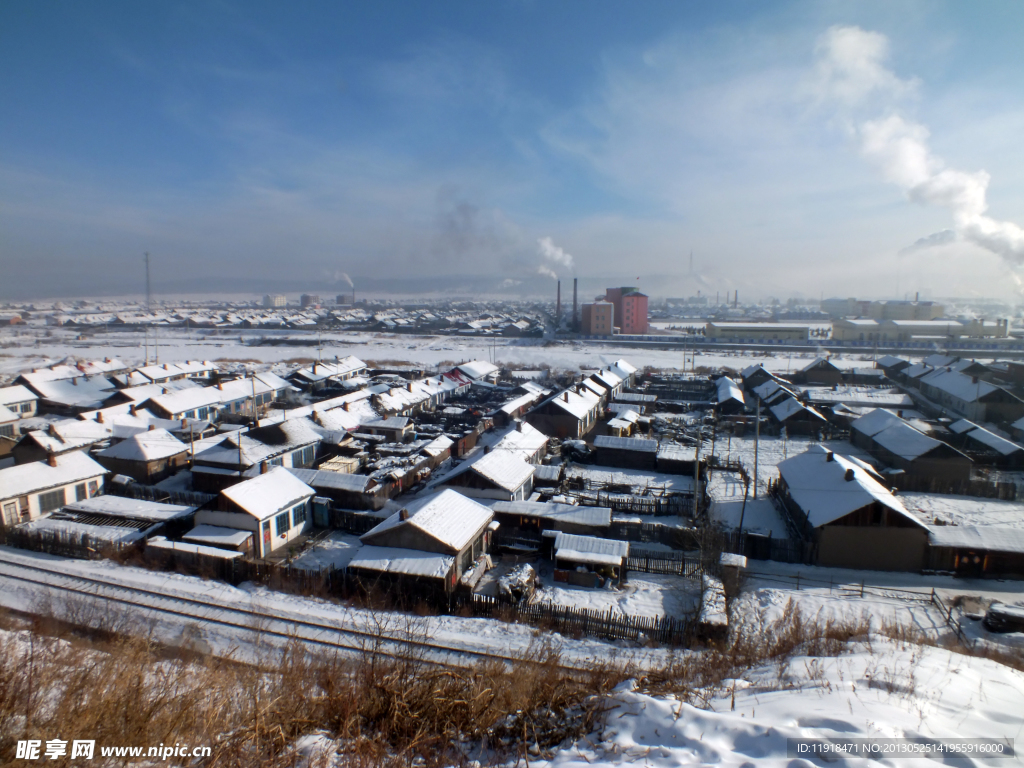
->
[464, 593, 696, 646]
[568, 490, 692, 517]
[609, 521, 698, 548]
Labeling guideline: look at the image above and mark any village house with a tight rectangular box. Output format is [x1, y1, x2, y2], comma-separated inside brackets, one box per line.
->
[768, 397, 829, 436]
[477, 420, 549, 464]
[194, 466, 315, 559]
[289, 356, 368, 391]
[0, 384, 39, 419]
[775, 445, 929, 571]
[791, 357, 844, 386]
[946, 420, 1024, 468]
[191, 418, 322, 493]
[436, 448, 535, 501]
[850, 409, 973, 487]
[17, 372, 116, 414]
[917, 368, 1024, 424]
[141, 387, 222, 422]
[0, 451, 107, 526]
[526, 387, 601, 439]
[94, 428, 190, 483]
[181, 524, 255, 555]
[350, 489, 497, 598]
[715, 377, 746, 414]
[11, 420, 113, 465]
[358, 417, 413, 442]
[927, 526, 1024, 580]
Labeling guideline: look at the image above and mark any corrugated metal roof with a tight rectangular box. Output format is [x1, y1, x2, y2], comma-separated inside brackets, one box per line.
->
[492, 500, 611, 527]
[554, 532, 628, 565]
[594, 435, 658, 453]
[928, 525, 1024, 554]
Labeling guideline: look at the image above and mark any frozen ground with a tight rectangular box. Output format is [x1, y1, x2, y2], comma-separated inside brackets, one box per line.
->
[717, 435, 875, 493]
[707, 470, 789, 535]
[0, 325, 891, 377]
[532, 571, 702, 620]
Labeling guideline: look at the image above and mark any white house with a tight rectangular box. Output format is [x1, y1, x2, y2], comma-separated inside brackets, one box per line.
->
[196, 466, 315, 558]
[0, 451, 107, 526]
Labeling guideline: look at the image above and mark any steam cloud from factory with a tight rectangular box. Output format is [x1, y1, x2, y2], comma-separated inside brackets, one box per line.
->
[536, 236, 575, 280]
[815, 25, 1024, 264]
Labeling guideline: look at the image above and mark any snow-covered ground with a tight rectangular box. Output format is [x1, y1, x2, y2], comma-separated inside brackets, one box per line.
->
[543, 639, 1024, 767]
[707, 470, 789, 535]
[901, 492, 1024, 529]
[532, 571, 701, 620]
[290, 531, 364, 571]
[716, 436, 874, 493]
[0, 545, 672, 669]
[0, 325, 892, 377]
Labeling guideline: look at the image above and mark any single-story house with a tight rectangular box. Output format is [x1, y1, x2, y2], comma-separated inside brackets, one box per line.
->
[94, 428, 190, 483]
[0, 451, 107, 526]
[715, 377, 746, 414]
[775, 445, 929, 571]
[927, 525, 1024, 579]
[351, 489, 496, 597]
[437, 448, 535, 501]
[285, 467, 389, 510]
[0, 384, 38, 419]
[195, 466, 315, 558]
[525, 387, 601, 440]
[182, 524, 254, 555]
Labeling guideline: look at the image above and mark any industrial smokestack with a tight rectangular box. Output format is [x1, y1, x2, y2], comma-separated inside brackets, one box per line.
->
[572, 278, 578, 330]
[734, 290, 738, 309]
[556, 280, 561, 323]
[915, 291, 919, 302]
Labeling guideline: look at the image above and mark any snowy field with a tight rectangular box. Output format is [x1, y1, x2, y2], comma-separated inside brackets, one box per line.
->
[290, 531, 364, 571]
[542, 639, 1024, 767]
[716, 435, 875, 493]
[532, 571, 702, 620]
[0, 325, 895, 377]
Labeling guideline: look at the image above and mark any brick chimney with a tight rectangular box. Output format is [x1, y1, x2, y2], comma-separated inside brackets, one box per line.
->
[399, 508, 410, 521]
[844, 468, 855, 481]
[260, 460, 269, 474]
[407, 382, 413, 392]
[563, 392, 569, 402]
[96, 411, 104, 423]
[148, 423, 155, 430]
[47, 452, 57, 468]
[72, 377, 78, 386]
[129, 404, 137, 416]
[217, 382, 223, 390]
[826, 451, 834, 462]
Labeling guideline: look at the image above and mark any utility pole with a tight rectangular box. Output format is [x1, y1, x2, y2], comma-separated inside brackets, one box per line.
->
[144, 252, 151, 311]
[754, 397, 760, 500]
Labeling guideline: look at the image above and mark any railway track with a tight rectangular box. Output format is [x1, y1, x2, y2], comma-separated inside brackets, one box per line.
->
[0, 554, 575, 670]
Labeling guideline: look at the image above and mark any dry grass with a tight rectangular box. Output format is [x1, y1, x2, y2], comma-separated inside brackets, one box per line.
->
[0, 607, 627, 767]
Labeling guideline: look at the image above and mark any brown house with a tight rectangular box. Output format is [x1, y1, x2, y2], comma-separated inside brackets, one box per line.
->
[94, 428, 189, 484]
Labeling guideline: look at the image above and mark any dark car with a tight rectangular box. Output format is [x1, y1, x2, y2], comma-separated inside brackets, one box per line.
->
[983, 602, 1024, 633]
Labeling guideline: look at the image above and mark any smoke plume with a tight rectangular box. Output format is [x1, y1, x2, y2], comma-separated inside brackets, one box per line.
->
[537, 237, 575, 279]
[815, 25, 1024, 264]
[335, 271, 354, 288]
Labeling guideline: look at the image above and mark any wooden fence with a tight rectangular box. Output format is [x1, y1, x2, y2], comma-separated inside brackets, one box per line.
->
[330, 509, 384, 535]
[462, 593, 696, 646]
[110, 483, 216, 508]
[626, 554, 704, 578]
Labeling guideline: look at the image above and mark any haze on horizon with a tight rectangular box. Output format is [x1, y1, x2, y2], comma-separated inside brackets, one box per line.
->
[2, 1, 1024, 302]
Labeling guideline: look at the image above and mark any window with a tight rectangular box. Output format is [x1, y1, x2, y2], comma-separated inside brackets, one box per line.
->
[20, 403, 32, 413]
[75, 483, 87, 501]
[88, 480, 99, 497]
[198, 407, 210, 420]
[38, 489, 66, 513]
[275, 511, 290, 537]
[293, 445, 315, 467]
[0, 424, 13, 438]
[269, 456, 283, 466]
[292, 503, 306, 528]
[2, 502, 17, 526]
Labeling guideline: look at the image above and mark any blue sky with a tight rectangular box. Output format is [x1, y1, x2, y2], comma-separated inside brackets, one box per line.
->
[2, 0, 1024, 300]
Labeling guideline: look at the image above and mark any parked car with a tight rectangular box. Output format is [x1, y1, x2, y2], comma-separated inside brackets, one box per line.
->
[982, 602, 1024, 633]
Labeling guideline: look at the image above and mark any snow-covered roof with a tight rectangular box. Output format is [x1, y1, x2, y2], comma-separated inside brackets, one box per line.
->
[361, 417, 410, 430]
[0, 384, 37, 406]
[455, 360, 500, 380]
[183, 524, 253, 547]
[20, 516, 147, 544]
[422, 434, 455, 458]
[286, 467, 378, 493]
[554, 532, 629, 566]
[928, 525, 1024, 554]
[770, 397, 826, 424]
[21, 374, 115, 409]
[291, 356, 367, 383]
[492, 500, 611, 527]
[147, 537, 244, 559]
[361, 489, 493, 552]
[594, 435, 659, 453]
[442, 449, 535, 492]
[776, 445, 920, 528]
[143, 387, 222, 415]
[918, 368, 999, 402]
[804, 388, 913, 408]
[534, 387, 601, 420]
[850, 408, 904, 437]
[348, 545, 454, 578]
[63, 495, 194, 522]
[961, 425, 1024, 456]
[0, 451, 107, 500]
[96, 429, 187, 462]
[221, 466, 315, 520]
[485, 421, 549, 460]
[875, 355, 908, 369]
[872, 422, 945, 461]
[716, 376, 745, 405]
[0, 404, 17, 423]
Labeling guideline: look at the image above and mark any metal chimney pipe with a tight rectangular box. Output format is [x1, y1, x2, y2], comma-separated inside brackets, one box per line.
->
[572, 278, 578, 329]
[556, 280, 561, 323]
